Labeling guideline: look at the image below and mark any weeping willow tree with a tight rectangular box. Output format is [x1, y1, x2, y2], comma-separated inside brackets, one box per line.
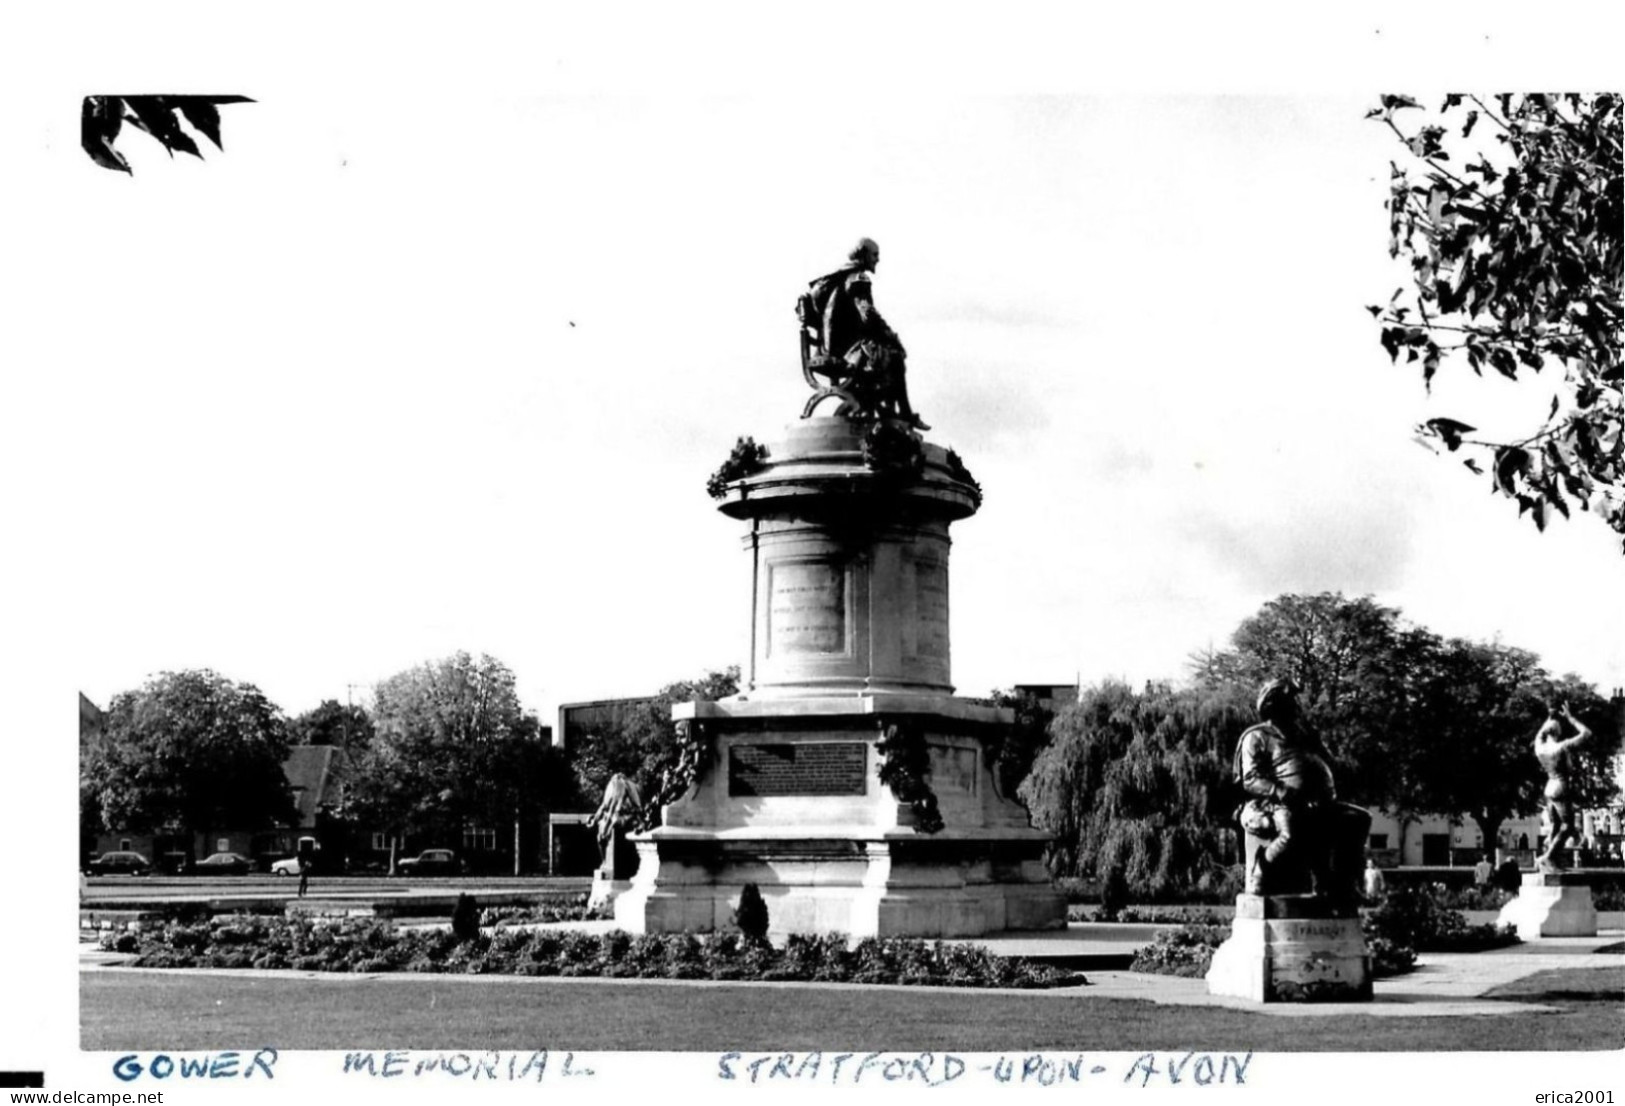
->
[1020, 680, 1252, 904]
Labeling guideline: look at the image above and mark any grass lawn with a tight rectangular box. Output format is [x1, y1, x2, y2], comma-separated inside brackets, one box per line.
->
[82, 971, 1625, 1052]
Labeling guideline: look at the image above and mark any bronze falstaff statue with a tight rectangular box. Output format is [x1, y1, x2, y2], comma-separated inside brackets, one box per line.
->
[1233, 678, 1371, 902]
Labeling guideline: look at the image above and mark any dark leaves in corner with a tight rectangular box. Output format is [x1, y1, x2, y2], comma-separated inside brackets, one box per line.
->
[80, 95, 254, 174]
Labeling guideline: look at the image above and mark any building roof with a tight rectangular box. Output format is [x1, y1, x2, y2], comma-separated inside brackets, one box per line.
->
[283, 744, 345, 828]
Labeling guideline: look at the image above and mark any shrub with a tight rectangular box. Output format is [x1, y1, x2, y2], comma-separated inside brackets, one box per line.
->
[92, 916, 1084, 989]
[1129, 922, 1231, 978]
[451, 894, 480, 942]
[734, 884, 770, 943]
[1366, 884, 1519, 953]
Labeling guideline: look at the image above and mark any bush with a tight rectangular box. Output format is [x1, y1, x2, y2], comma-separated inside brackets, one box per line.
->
[1129, 922, 1231, 978]
[95, 916, 1085, 989]
[734, 884, 769, 943]
[451, 894, 480, 942]
[1366, 884, 1519, 953]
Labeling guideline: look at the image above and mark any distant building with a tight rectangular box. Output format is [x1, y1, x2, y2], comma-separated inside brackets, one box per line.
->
[556, 696, 656, 753]
[1008, 683, 1079, 711]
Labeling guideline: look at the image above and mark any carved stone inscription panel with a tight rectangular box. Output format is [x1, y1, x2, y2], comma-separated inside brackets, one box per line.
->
[768, 561, 847, 656]
[914, 561, 948, 660]
[728, 743, 868, 797]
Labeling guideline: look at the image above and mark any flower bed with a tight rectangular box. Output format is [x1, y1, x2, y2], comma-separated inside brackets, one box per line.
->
[99, 917, 1084, 989]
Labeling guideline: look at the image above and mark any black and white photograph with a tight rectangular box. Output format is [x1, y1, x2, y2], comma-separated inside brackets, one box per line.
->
[4, 4, 1622, 1102]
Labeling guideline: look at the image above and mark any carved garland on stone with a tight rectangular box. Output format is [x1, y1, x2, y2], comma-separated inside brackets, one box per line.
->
[638, 719, 713, 831]
[944, 447, 984, 509]
[875, 718, 944, 834]
[706, 437, 769, 499]
[861, 420, 925, 477]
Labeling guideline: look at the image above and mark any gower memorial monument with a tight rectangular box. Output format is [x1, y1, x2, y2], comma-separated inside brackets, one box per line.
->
[1206, 677, 1374, 1002]
[612, 239, 1066, 938]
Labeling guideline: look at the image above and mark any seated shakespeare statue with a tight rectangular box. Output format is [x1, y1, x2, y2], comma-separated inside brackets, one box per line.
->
[804, 237, 927, 429]
[1233, 678, 1370, 901]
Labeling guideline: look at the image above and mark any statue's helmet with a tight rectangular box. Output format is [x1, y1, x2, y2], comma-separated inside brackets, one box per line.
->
[1256, 677, 1300, 720]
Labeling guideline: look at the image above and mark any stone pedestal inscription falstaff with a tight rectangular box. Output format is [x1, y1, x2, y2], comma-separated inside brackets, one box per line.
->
[612, 239, 1066, 939]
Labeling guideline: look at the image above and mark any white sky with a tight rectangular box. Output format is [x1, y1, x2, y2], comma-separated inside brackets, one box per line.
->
[4, 4, 1625, 1093]
[17, 81, 1620, 723]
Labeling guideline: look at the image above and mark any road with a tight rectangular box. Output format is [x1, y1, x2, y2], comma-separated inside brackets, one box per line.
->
[83, 875, 590, 903]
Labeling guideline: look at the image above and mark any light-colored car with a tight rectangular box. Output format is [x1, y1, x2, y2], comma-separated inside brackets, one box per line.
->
[270, 856, 309, 876]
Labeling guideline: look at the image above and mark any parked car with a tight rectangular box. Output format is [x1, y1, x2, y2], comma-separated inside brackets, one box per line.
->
[396, 849, 463, 877]
[193, 851, 253, 876]
[87, 851, 151, 876]
[270, 856, 308, 876]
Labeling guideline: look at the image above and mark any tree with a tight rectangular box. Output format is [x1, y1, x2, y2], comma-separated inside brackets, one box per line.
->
[1416, 640, 1620, 850]
[567, 666, 740, 808]
[1371, 94, 1623, 546]
[1019, 681, 1248, 904]
[1204, 592, 1422, 810]
[345, 652, 567, 870]
[82, 670, 297, 847]
[81, 95, 254, 174]
[1204, 591, 1622, 852]
[288, 699, 374, 757]
[987, 686, 1060, 798]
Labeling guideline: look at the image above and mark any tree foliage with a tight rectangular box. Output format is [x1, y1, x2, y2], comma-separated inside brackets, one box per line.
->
[1200, 591, 1621, 849]
[1371, 93, 1623, 545]
[568, 666, 740, 807]
[345, 652, 569, 846]
[82, 670, 297, 841]
[288, 699, 374, 756]
[1019, 681, 1248, 902]
[81, 95, 254, 175]
[987, 686, 1061, 798]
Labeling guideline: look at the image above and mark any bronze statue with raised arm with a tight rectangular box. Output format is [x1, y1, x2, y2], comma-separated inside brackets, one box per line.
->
[1535, 702, 1593, 871]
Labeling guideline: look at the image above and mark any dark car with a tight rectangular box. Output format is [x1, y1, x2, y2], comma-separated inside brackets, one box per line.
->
[193, 851, 253, 876]
[396, 849, 463, 877]
[87, 851, 152, 876]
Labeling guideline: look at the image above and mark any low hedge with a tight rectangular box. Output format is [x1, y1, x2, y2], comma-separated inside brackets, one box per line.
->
[100, 916, 1084, 989]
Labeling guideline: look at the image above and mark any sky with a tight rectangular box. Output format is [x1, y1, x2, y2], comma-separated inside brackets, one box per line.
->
[19, 87, 1621, 725]
[6, 2, 1625, 1097]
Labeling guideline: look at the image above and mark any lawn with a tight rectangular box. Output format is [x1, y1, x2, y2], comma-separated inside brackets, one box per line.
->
[82, 970, 1625, 1052]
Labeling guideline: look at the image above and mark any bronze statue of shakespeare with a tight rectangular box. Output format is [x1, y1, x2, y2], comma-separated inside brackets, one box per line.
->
[1534, 702, 1593, 871]
[1233, 678, 1371, 902]
[798, 238, 928, 429]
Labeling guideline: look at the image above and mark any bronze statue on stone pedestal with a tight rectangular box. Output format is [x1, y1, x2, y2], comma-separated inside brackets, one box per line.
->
[588, 772, 643, 879]
[1233, 678, 1370, 903]
[1535, 702, 1593, 871]
[797, 238, 928, 429]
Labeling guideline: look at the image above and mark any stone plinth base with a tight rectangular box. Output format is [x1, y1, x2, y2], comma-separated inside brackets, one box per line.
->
[1497, 873, 1597, 939]
[587, 872, 632, 912]
[613, 828, 1065, 939]
[1206, 895, 1372, 1003]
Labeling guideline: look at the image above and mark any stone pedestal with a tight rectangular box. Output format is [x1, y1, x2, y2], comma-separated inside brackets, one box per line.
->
[614, 418, 1064, 939]
[1497, 872, 1598, 939]
[1206, 894, 1371, 1003]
